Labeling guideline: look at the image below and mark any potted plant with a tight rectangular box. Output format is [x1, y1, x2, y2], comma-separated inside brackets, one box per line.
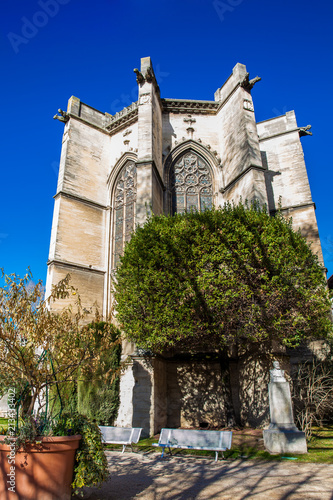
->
[0, 270, 119, 499]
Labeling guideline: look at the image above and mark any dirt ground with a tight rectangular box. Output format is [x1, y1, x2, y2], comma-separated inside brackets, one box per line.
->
[78, 450, 333, 500]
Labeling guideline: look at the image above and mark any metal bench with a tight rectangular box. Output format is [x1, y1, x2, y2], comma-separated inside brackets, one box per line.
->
[152, 428, 232, 462]
[98, 426, 143, 453]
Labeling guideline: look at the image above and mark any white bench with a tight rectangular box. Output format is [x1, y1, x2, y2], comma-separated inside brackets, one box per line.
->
[99, 426, 143, 453]
[152, 428, 232, 462]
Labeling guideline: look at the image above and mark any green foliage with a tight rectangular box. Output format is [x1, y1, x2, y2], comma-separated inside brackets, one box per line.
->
[0, 271, 119, 420]
[114, 203, 332, 353]
[5, 416, 40, 452]
[51, 380, 78, 415]
[52, 412, 109, 491]
[78, 322, 121, 425]
[0, 271, 119, 492]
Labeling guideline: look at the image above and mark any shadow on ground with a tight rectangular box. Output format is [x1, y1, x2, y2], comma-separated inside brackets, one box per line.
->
[76, 450, 333, 500]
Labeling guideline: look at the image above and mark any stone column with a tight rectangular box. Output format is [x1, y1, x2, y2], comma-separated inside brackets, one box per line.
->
[136, 57, 164, 225]
[263, 361, 307, 454]
[215, 63, 268, 207]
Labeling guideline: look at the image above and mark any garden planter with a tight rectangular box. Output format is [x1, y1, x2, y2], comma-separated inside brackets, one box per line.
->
[0, 435, 81, 500]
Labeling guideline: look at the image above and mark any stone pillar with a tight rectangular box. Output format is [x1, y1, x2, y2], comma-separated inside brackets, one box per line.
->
[215, 63, 268, 207]
[136, 57, 164, 225]
[115, 350, 167, 437]
[263, 361, 307, 454]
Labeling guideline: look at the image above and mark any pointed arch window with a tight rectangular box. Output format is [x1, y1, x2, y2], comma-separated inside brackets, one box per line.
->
[170, 152, 213, 214]
[112, 161, 137, 268]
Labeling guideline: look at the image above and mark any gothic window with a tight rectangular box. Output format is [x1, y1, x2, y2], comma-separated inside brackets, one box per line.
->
[112, 161, 137, 268]
[170, 152, 213, 214]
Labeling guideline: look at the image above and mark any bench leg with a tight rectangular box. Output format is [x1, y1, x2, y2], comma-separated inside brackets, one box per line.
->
[161, 446, 165, 458]
[122, 445, 126, 453]
[215, 451, 225, 462]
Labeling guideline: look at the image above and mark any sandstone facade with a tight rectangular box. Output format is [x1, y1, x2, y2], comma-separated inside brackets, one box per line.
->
[47, 57, 323, 436]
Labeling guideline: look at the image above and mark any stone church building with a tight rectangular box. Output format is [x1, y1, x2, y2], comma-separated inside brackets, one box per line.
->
[47, 57, 323, 436]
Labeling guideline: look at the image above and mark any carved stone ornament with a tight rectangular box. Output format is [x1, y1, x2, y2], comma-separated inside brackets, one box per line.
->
[184, 115, 196, 126]
[298, 124, 312, 137]
[105, 102, 138, 133]
[53, 108, 69, 123]
[240, 73, 261, 91]
[133, 68, 144, 84]
[243, 99, 254, 112]
[186, 127, 195, 139]
[270, 361, 286, 383]
[139, 94, 152, 105]
[145, 67, 154, 83]
[133, 67, 160, 96]
[162, 99, 218, 115]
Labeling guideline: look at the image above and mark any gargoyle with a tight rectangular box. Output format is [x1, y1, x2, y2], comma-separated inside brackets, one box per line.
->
[133, 68, 144, 84]
[145, 67, 154, 83]
[298, 125, 312, 137]
[240, 73, 261, 91]
[53, 109, 69, 123]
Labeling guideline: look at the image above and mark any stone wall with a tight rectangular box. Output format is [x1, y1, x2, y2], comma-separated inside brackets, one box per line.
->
[166, 360, 225, 428]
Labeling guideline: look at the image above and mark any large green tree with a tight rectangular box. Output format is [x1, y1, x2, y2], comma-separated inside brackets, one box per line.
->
[114, 203, 332, 353]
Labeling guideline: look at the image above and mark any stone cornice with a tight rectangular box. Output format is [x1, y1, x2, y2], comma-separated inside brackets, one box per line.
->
[47, 259, 105, 275]
[161, 99, 218, 115]
[105, 102, 138, 134]
[54, 190, 107, 210]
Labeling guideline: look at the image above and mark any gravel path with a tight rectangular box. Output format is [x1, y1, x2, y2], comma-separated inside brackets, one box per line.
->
[78, 451, 333, 500]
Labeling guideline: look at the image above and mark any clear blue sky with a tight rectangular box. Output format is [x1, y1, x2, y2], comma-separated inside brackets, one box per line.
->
[1, 0, 332, 283]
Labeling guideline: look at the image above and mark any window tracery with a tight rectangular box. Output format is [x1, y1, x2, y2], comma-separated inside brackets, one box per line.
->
[112, 161, 136, 268]
[170, 152, 213, 214]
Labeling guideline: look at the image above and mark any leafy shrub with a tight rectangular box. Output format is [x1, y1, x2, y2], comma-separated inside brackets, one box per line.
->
[115, 203, 332, 353]
[78, 322, 121, 425]
[52, 412, 109, 491]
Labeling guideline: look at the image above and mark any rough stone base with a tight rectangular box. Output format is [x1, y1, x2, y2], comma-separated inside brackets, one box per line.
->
[263, 429, 307, 454]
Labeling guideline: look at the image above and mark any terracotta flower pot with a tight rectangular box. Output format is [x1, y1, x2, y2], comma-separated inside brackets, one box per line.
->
[0, 435, 81, 500]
